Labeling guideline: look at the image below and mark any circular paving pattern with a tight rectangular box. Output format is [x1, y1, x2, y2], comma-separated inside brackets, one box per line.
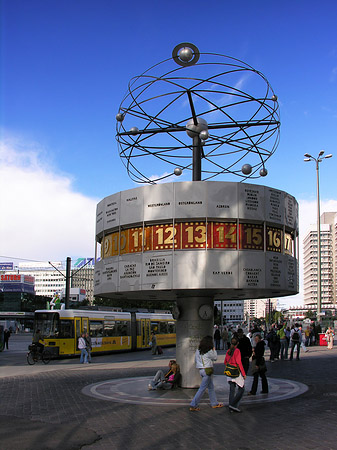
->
[82, 375, 308, 406]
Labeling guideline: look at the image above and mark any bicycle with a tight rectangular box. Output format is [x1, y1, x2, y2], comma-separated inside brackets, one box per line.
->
[27, 344, 51, 365]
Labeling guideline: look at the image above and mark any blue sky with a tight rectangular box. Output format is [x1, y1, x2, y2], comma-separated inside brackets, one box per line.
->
[1, 0, 337, 306]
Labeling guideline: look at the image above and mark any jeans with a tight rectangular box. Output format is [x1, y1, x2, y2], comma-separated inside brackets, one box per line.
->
[228, 381, 245, 408]
[150, 370, 166, 389]
[190, 369, 218, 407]
[290, 342, 300, 360]
[280, 339, 288, 359]
[80, 348, 88, 363]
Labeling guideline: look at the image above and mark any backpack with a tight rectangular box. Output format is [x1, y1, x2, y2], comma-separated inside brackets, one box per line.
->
[271, 331, 278, 343]
[292, 330, 300, 342]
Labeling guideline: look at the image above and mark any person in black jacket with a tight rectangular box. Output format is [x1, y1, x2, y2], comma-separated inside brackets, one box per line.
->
[214, 327, 221, 350]
[249, 334, 268, 395]
[4, 329, 11, 350]
[237, 329, 252, 375]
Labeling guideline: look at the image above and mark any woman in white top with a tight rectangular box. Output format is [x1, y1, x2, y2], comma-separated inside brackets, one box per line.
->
[78, 333, 88, 364]
[189, 336, 224, 411]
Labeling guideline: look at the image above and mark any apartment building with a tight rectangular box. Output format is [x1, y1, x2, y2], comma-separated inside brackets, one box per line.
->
[303, 212, 337, 308]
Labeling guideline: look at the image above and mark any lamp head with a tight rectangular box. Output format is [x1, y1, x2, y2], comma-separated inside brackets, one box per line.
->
[318, 150, 325, 157]
[304, 153, 312, 158]
[325, 154, 333, 159]
[304, 158, 311, 162]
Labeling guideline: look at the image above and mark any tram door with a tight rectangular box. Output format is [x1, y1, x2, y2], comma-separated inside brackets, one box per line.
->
[75, 318, 81, 353]
[141, 319, 151, 348]
[82, 318, 89, 335]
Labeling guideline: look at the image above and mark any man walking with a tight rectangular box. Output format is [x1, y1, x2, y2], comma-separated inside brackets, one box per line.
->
[4, 329, 11, 350]
[290, 324, 301, 361]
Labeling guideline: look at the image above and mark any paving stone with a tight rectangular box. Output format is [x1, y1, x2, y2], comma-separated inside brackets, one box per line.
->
[1, 336, 337, 449]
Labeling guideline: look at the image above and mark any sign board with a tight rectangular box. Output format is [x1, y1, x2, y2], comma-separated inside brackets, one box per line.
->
[0, 263, 14, 271]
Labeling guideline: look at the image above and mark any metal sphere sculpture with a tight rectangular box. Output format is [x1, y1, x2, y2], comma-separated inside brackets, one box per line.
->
[116, 43, 280, 184]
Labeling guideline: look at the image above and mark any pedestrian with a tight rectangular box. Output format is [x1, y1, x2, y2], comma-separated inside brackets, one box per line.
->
[78, 333, 88, 363]
[305, 326, 311, 347]
[325, 327, 334, 350]
[214, 327, 221, 350]
[309, 326, 315, 346]
[289, 323, 301, 360]
[249, 334, 268, 395]
[4, 329, 11, 350]
[250, 324, 262, 347]
[277, 324, 288, 360]
[221, 327, 228, 350]
[85, 332, 92, 362]
[266, 325, 279, 362]
[224, 337, 246, 413]
[315, 323, 322, 346]
[189, 336, 224, 411]
[151, 332, 158, 355]
[237, 328, 252, 375]
[227, 328, 233, 350]
[300, 327, 309, 352]
[285, 326, 291, 347]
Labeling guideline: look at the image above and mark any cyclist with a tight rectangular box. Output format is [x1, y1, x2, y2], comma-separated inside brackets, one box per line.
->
[32, 329, 45, 354]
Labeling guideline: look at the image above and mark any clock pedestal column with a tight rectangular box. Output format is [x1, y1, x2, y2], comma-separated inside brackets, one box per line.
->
[176, 297, 214, 388]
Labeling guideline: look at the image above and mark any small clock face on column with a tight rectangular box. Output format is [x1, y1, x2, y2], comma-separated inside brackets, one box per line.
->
[198, 304, 213, 320]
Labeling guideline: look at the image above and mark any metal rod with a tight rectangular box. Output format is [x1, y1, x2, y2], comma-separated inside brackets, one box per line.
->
[316, 160, 322, 322]
[65, 257, 71, 310]
[118, 120, 280, 136]
[193, 135, 202, 181]
[186, 90, 198, 126]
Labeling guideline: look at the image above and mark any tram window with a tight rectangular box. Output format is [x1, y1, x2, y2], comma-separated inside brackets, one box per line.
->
[90, 320, 104, 337]
[159, 322, 168, 334]
[34, 312, 60, 338]
[115, 320, 130, 336]
[168, 321, 176, 334]
[151, 322, 158, 333]
[103, 320, 115, 337]
[59, 320, 74, 338]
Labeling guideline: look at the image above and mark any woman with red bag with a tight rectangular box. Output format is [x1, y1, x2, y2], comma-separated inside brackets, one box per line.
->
[224, 337, 246, 413]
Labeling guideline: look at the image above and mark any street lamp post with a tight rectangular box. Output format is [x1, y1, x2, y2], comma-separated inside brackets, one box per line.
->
[304, 151, 333, 322]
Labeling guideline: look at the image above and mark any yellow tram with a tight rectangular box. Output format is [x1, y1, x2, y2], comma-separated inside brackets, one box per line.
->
[33, 309, 176, 358]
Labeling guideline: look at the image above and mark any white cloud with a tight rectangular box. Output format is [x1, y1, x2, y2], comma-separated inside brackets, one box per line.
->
[0, 136, 98, 262]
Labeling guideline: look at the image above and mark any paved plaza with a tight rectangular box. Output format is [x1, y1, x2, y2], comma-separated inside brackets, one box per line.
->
[0, 334, 337, 450]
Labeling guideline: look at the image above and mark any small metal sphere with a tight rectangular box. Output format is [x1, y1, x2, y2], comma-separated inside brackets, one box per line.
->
[116, 113, 124, 122]
[186, 118, 208, 138]
[199, 130, 209, 140]
[271, 94, 278, 102]
[179, 47, 193, 62]
[260, 167, 268, 177]
[130, 127, 139, 135]
[242, 164, 252, 175]
[174, 167, 183, 176]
